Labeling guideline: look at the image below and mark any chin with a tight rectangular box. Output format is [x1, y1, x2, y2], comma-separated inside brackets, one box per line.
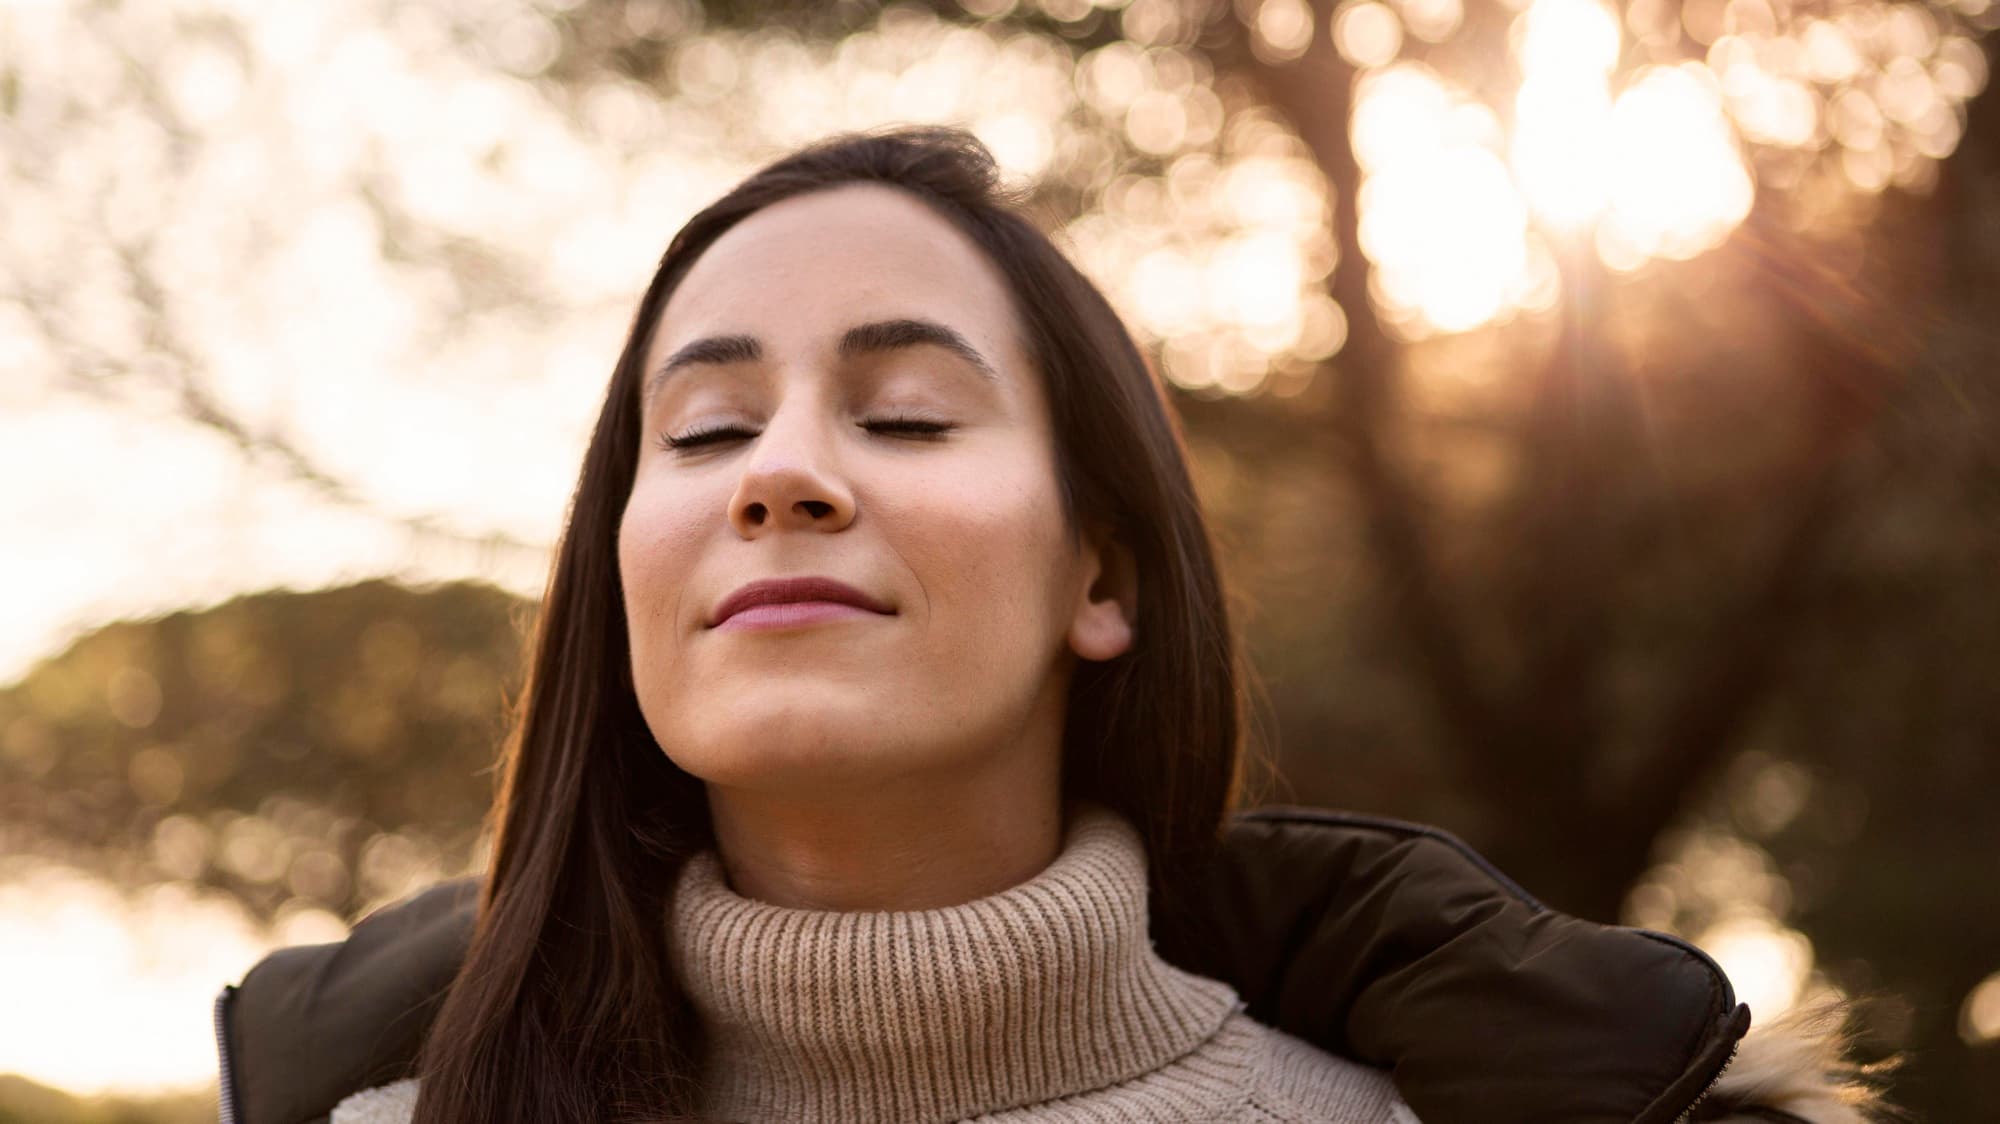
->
[660, 706, 933, 789]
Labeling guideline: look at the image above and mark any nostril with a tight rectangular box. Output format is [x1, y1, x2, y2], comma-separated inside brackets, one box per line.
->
[800, 500, 832, 519]
[745, 502, 767, 524]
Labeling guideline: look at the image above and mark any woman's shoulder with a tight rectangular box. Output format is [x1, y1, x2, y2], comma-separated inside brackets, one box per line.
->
[330, 1076, 419, 1124]
[1227, 1011, 1420, 1123]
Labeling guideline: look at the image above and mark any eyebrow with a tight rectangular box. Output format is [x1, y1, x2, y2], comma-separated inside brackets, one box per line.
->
[643, 317, 1000, 407]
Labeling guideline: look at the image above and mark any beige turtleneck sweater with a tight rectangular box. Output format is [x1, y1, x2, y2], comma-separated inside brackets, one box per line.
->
[330, 802, 1414, 1123]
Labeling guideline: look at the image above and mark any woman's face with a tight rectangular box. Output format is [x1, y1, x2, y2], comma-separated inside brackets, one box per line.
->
[618, 183, 1133, 796]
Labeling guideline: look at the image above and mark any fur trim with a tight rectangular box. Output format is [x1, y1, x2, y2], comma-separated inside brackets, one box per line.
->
[329, 1077, 418, 1124]
[1692, 997, 1902, 1123]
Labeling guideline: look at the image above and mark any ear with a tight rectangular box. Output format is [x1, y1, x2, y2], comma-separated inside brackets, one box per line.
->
[1066, 524, 1136, 662]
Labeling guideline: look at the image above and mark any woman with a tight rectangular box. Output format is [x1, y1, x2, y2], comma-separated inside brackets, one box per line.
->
[310, 127, 1889, 1124]
[337, 124, 1406, 1124]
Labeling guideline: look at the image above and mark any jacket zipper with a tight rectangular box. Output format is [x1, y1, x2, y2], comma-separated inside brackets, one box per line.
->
[215, 984, 241, 1124]
[1629, 926, 1751, 1123]
[1640, 929, 1748, 1123]
[1670, 1035, 1739, 1123]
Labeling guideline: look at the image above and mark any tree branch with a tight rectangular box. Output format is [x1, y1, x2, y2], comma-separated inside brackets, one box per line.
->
[1211, 10, 1506, 781]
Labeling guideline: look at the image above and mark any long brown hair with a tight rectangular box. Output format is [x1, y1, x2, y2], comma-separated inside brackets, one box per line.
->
[414, 125, 1258, 1123]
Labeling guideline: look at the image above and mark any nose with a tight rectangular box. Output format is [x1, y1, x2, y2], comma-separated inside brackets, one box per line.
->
[726, 403, 856, 537]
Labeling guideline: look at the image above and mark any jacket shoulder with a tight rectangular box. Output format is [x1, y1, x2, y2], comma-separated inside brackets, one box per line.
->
[221, 879, 475, 1124]
[1182, 807, 1746, 1123]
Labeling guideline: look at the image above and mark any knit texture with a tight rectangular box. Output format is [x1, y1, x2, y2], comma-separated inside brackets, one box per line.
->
[330, 802, 1411, 1123]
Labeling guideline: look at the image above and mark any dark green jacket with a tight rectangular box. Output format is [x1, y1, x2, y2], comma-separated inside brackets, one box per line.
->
[217, 807, 1774, 1124]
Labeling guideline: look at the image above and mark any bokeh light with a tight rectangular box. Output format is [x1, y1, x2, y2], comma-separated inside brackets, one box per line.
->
[1335, 1, 1406, 68]
[1623, 818, 1831, 1025]
[1961, 970, 2000, 1045]
[1699, 914, 1816, 1017]
[1063, 65, 1340, 394]
[1353, 64, 1552, 336]
[1340, 0, 1991, 331]
[1597, 64, 1755, 268]
[1254, 0, 1318, 62]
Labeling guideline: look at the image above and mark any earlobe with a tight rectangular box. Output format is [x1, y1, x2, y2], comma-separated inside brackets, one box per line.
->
[1068, 532, 1137, 662]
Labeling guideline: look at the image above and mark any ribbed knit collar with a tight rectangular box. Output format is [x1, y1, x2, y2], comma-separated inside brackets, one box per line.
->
[666, 800, 1242, 1123]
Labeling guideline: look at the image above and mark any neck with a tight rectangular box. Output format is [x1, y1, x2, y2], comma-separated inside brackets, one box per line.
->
[667, 801, 1241, 1123]
[702, 709, 1067, 911]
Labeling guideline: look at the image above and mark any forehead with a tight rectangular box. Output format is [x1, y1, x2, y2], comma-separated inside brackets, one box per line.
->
[647, 183, 1027, 371]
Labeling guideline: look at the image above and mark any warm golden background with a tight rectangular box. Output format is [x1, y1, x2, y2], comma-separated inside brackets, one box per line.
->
[2, 0, 1995, 1118]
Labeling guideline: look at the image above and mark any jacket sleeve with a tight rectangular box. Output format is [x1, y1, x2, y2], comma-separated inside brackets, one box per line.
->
[1155, 807, 1751, 1123]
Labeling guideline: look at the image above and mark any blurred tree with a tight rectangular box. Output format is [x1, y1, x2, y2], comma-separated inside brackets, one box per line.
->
[0, 580, 528, 923]
[0, 1074, 209, 1124]
[9, 0, 1984, 916]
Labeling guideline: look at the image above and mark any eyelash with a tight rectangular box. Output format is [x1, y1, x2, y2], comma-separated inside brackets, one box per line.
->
[655, 415, 956, 452]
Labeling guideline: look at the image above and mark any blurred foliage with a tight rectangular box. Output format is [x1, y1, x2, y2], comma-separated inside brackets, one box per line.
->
[1559, 234, 2000, 1108]
[0, 580, 527, 924]
[1752, 330, 2000, 1109]
[1186, 170, 2000, 1110]
[0, 1076, 209, 1124]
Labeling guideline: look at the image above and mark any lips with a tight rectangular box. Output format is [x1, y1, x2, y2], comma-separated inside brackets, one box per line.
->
[708, 576, 894, 628]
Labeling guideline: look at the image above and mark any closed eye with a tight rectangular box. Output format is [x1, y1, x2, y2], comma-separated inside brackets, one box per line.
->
[657, 423, 756, 451]
[863, 417, 954, 439]
[655, 416, 955, 453]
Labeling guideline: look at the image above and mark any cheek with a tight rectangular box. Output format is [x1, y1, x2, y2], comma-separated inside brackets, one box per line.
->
[885, 455, 1072, 638]
[618, 481, 714, 643]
